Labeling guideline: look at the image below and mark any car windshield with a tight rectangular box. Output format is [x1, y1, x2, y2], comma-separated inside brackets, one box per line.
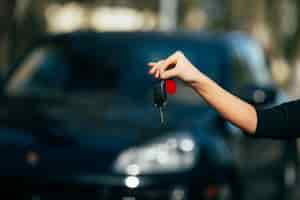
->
[4, 33, 230, 107]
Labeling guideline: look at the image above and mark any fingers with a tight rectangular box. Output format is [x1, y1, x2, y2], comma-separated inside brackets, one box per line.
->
[155, 67, 160, 78]
[148, 62, 156, 66]
[148, 51, 183, 78]
[148, 60, 163, 76]
[148, 62, 159, 74]
[148, 65, 157, 74]
[161, 68, 177, 79]
[159, 51, 181, 73]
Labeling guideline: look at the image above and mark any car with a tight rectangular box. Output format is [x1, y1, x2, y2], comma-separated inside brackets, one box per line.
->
[0, 31, 282, 200]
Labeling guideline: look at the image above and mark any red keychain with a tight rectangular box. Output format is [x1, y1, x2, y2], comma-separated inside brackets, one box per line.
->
[165, 79, 177, 95]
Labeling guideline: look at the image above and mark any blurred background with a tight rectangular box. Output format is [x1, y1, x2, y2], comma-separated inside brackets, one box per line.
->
[2, 0, 300, 95]
[1, 0, 300, 200]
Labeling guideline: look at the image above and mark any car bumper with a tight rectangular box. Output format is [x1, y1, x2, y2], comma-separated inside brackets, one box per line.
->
[57, 174, 189, 199]
[3, 174, 191, 200]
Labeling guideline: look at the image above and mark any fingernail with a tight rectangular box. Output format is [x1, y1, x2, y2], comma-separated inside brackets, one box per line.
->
[149, 68, 155, 74]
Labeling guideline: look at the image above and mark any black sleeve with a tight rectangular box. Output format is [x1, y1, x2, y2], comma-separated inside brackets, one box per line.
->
[253, 100, 300, 139]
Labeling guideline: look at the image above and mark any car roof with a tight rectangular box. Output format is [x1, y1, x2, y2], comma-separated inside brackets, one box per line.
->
[8, 31, 241, 94]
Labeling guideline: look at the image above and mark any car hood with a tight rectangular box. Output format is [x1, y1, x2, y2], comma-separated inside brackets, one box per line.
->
[0, 94, 228, 177]
[0, 94, 214, 151]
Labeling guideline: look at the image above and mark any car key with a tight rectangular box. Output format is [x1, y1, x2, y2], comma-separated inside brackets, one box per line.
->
[153, 79, 176, 124]
[153, 80, 167, 124]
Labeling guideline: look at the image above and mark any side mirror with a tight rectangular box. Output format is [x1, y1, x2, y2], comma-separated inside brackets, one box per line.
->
[239, 85, 277, 106]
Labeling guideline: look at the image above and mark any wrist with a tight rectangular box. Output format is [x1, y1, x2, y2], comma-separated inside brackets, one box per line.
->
[189, 72, 211, 92]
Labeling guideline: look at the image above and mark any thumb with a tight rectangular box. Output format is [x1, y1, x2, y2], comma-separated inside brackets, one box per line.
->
[161, 68, 177, 79]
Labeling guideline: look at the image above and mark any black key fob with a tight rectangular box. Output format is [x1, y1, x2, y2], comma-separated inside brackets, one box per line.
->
[153, 80, 167, 124]
[153, 79, 177, 124]
[153, 80, 167, 108]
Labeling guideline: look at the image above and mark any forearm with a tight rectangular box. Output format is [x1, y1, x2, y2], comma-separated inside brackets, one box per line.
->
[191, 75, 257, 134]
[149, 52, 300, 138]
[148, 52, 258, 134]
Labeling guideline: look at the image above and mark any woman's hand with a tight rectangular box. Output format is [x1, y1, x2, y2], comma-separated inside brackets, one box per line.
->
[148, 51, 258, 134]
[148, 51, 208, 87]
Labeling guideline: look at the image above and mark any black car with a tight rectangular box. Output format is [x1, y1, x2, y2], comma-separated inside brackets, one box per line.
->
[0, 31, 281, 200]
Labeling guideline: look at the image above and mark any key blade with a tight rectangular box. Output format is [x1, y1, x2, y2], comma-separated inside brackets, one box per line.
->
[159, 107, 164, 124]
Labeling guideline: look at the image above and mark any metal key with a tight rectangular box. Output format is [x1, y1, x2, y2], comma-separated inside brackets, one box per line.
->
[159, 107, 164, 124]
[153, 80, 167, 124]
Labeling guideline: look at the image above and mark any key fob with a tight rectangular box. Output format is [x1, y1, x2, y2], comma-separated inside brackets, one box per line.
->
[153, 79, 176, 124]
[153, 80, 167, 108]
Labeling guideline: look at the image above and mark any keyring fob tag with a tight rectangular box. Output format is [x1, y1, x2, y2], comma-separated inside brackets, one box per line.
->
[153, 79, 176, 124]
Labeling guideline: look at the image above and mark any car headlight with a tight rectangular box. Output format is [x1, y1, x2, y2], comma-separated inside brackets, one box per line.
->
[113, 132, 198, 175]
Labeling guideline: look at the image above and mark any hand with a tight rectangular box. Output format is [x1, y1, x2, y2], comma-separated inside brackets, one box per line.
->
[148, 51, 207, 87]
[149, 51, 258, 134]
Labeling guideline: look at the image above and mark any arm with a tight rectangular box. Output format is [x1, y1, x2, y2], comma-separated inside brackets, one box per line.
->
[149, 51, 300, 138]
[191, 75, 257, 134]
[148, 51, 258, 134]
[193, 76, 300, 139]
